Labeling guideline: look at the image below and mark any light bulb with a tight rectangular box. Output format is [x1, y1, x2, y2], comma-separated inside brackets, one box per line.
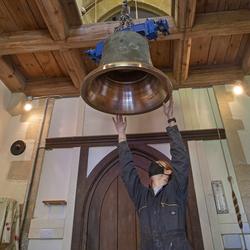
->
[24, 103, 32, 111]
[23, 96, 33, 111]
[233, 85, 243, 95]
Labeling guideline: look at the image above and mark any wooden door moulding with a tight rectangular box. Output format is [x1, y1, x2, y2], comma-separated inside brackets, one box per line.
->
[45, 128, 226, 149]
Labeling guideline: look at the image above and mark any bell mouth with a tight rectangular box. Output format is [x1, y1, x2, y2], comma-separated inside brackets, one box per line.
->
[81, 62, 172, 115]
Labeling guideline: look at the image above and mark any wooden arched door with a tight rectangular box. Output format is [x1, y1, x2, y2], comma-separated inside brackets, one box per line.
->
[72, 144, 203, 250]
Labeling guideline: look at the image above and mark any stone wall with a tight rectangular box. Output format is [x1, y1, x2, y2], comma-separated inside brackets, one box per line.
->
[214, 78, 250, 224]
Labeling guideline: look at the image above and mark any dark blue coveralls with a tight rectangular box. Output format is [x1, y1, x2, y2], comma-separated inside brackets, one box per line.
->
[118, 125, 192, 250]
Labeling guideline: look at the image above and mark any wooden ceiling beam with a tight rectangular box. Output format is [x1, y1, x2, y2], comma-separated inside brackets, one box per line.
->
[0, 10, 249, 56]
[34, 1, 87, 91]
[24, 77, 79, 97]
[173, 0, 196, 84]
[168, 66, 244, 89]
[35, 0, 69, 40]
[0, 57, 26, 92]
[188, 10, 250, 38]
[21, 66, 244, 97]
[60, 49, 87, 89]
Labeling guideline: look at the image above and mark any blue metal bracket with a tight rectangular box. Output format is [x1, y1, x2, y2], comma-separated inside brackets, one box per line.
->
[86, 18, 170, 63]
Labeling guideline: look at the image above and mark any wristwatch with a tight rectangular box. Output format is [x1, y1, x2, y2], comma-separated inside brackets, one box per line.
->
[168, 117, 176, 123]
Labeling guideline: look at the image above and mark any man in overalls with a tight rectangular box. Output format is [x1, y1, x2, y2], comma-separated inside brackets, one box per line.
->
[113, 98, 192, 250]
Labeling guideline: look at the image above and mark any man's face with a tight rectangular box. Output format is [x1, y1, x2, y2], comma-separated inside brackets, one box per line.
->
[151, 169, 172, 186]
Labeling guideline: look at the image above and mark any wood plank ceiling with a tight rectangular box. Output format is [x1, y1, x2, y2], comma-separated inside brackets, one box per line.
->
[0, 0, 249, 97]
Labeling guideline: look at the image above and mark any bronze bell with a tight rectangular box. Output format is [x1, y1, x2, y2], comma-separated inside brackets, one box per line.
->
[81, 31, 172, 115]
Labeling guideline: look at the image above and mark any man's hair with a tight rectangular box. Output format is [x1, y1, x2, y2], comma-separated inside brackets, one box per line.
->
[155, 160, 173, 171]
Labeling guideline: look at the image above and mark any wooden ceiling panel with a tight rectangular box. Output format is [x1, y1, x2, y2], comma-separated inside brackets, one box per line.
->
[239, 0, 250, 9]
[81, 51, 98, 73]
[25, 0, 47, 29]
[52, 51, 69, 76]
[205, 0, 218, 12]
[217, 0, 227, 11]
[227, 0, 241, 10]
[196, 0, 248, 13]
[207, 36, 231, 65]
[224, 34, 243, 64]
[150, 40, 173, 69]
[190, 37, 212, 66]
[11, 54, 45, 80]
[196, 0, 206, 13]
[0, 1, 20, 32]
[1, 0, 42, 31]
[34, 52, 66, 78]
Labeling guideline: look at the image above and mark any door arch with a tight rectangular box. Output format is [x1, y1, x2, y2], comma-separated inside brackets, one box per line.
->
[72, 144, 204, 250]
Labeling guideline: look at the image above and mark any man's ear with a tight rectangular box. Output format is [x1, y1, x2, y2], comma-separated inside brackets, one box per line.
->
[165, 169, 172, 175]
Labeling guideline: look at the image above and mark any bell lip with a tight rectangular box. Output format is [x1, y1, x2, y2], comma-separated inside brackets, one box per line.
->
[81, 61, 173, 115]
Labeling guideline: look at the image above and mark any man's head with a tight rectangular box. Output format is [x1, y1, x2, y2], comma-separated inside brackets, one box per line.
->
[148, 160, 173, 187]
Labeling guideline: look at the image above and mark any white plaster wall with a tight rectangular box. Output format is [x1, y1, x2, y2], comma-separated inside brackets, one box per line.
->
[0, 81, 12, 148]
[40, 87, 246, 250]
[189, 140, 250, 250]
[47, 88, 223, 138]
[28, 147, 80, 250]
[225, 84, 250, 164]
[0, 81, 35, 203]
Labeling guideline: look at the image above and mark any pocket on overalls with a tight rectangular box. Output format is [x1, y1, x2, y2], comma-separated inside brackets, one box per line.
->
[160, 202, 179, 231]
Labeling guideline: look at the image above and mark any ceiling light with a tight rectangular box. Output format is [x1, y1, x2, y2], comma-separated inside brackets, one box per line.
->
[233, 84, 243, 95]
[24, 96, 33, 111]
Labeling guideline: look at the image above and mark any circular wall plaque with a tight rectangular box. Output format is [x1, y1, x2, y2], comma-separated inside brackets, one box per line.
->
[10, 140, 26, 156]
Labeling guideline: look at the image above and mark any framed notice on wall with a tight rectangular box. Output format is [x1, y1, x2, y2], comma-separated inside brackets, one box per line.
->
[211, 180, 229, 214]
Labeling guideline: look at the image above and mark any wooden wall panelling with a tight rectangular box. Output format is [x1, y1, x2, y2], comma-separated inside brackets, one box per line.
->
[24, 77, 78, 97]
[34, 52, 65, 78]
[60, 49, 87, 89]
[224, 34, 243, 64]
[14, 54, 45, 80]
[190, 37, 211, 66]
[35, 0, 69, 40]
[0, 1, 19, 32]
[45, 129, 226, 149]
[59, 0, 82, 26]
[207, 36, 231, 65]
[2, 0, 40, 30]
[0, 56, 26, 92]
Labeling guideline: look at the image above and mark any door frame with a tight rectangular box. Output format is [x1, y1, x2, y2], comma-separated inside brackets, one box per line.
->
[45, 128, 226, 250]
